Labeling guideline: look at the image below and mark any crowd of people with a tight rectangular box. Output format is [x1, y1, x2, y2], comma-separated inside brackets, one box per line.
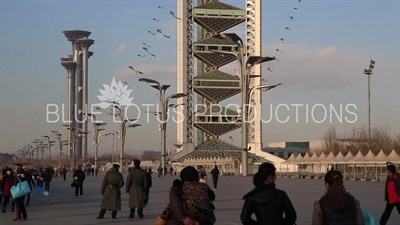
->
[1, 161, 399, 224]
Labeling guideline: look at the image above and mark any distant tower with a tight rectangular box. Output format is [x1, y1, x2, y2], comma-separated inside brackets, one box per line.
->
[62, 30, 94, 161]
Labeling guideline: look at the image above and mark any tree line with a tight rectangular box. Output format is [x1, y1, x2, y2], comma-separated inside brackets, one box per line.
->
[321, 125, 400, 156]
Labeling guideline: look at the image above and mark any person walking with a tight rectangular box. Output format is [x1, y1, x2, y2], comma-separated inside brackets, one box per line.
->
[1, 168, 15, 213]
[126, 159, 148, 219]
[36, 168, 44, 188]
[379, 163, 400, 225]
[43, 167, 52, 191]
[97, 164, 124, 219]
[311, 170, 364, 225]
[12, 167, 27, 221]
[144, 168, 152, 205]
[241, 162, 297, 225]
[210, 165, 219, 191]
[73, 165, 86, 197]
[62, 167, 67, 181]
[23, 167, 35, 205]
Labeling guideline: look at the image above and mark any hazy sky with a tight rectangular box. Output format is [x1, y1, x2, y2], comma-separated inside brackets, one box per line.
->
[0, 0, 399, 156]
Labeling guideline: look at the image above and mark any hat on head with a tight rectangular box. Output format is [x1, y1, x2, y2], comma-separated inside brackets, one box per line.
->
[17, 164, 22, 167]
[133, 159, 141, 167]
[112, 164, 120, 168]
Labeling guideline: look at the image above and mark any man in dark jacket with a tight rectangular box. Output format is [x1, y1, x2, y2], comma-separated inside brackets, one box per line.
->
[380, 163, 400, 225]
[210, 165, 219, 191]
[126, 159, 148, 219]
[73, 165, 86, 197]
[97, 164, 124, 219]
[144, 168, 152, 205]
[23, 167, 35, 205]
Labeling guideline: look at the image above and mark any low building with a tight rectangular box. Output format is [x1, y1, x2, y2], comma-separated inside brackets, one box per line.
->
[172, 139, 271, 175]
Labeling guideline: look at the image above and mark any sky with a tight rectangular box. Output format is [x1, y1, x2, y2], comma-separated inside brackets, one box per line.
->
[0, 0, 399, 157]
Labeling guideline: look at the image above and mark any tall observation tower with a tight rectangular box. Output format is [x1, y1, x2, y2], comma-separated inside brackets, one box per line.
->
[176, 0, 263, 160]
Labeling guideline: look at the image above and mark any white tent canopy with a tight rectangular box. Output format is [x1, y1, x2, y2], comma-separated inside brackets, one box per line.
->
[282, 149, 399, 165]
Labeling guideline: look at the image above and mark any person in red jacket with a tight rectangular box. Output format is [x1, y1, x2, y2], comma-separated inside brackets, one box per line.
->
[379, 164, 400, 225]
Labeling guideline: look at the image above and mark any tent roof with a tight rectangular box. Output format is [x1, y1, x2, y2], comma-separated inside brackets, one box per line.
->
[364, 150, 377, 163]
[324, 152, 335, 163]
[283, 154, 296, 164]
[374, 150, 388, 163]
[387, 150, 400, 163]
[343, 152, 354, 162]
[332, 152, 345, 163]
[309, 153, 319, 163]
[349, 151, 365, 163]
[293, 154, 304, 162]
[300, 154, 311, 164]
[318, 153, 327, 162]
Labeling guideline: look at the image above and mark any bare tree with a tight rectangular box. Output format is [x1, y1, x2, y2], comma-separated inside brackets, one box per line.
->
[322, 124, 399, 156]
[140, 151, 159, 161]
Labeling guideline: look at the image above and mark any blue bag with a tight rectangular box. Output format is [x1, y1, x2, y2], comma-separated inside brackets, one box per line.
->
[362, 210, 379, 225]
[10, 177, 31, 198]
[34, 185, 49, 196]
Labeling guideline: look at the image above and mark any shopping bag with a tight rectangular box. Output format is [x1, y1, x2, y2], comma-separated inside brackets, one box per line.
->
[10, 177, 31, 198]
[362, 210, 379, 225]
[34, 185, 49, 196]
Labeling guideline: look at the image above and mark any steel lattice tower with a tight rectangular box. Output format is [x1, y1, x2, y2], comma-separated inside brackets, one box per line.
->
[177, 0, 262, 155]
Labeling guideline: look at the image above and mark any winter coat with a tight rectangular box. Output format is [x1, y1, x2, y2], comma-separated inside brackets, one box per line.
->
[312, 193, 364, 225]
[100, 167, 124, 211]
[1, 174, 14, 196]
[241, 183, 297, 225]
[43, 169, 52, 183]
[146, 172, 152, 189]
[24, 171, 35, 189]
[211, 168, 219, 179]
[126, 167, 148, 208]
[385, 173, 400, 204]
[73, 169, 86, 184]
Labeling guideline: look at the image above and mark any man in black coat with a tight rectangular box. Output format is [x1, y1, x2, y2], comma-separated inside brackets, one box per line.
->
[23, 167, 36, 205]
[72, 165, 86, 197]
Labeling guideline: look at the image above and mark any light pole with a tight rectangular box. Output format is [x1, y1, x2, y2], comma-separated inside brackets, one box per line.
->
[63, 125, 87, 169]
[84, 113, 107, 169]
[111, 132, 117, 163]
[51, 131, 64, 168]
[120, 121, 141, 172]
[139, 78, 187, 169]
[211, 33, 278, 176]
[363, 59, 375, 150]
[42, 135, 55, 159]
[32, 141, 40, 161]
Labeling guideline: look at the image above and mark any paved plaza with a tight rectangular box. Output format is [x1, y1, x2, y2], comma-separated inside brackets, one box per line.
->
[0, 173, 399, 225]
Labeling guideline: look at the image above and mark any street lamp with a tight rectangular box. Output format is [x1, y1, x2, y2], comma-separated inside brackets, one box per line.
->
[84, 113, 108, 169]
[42, 135, 55, 159]
[211, 33, 278, 176]
[363, 59, 375, 150]
[111, 132, 118, 163]
[63, 125, 87, 169]
[51, 131, 64, 169]
[119, 122, 141, 171]
[93, 132, 111, 168]
[139, 78, 187, 169]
